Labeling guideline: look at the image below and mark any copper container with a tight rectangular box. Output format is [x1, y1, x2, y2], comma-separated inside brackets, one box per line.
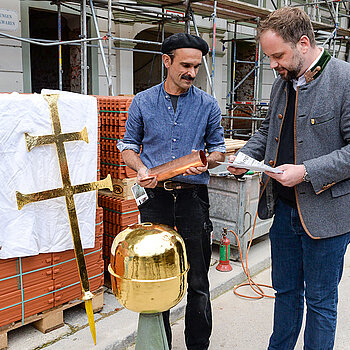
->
[108, 223, 189, 313]
[147, 150, 207, 182]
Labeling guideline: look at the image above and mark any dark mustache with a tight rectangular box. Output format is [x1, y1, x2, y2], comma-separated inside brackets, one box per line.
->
[181, 74, 195, 81]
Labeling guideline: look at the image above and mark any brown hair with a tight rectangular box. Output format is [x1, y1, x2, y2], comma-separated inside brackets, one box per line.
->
[257, 7, 316, 47]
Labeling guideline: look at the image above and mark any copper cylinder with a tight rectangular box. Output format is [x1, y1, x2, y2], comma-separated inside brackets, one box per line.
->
[148, 150, 207, 182]
[108, 223, 189, 313]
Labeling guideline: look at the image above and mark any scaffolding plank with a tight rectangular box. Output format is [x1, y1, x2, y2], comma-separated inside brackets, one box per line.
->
[137, 0, 350, 36]
[312, 20, 350, 37]
[137, 0, 272, 21]
[204, 0, 272, 19]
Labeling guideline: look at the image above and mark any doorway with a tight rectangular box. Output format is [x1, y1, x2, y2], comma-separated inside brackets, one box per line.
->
[133, 28, 168, 94]
[29, 8, 90, 93]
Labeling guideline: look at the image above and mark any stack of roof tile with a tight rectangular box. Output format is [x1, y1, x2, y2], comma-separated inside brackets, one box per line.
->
[95, 95, 140, 279]
[96, 96, 137, 180]
[0, 208, 104, 327]
[98, 194, 139, 272]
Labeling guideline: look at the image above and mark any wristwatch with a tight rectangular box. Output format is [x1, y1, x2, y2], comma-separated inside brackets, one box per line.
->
[303, 165, 311, 182]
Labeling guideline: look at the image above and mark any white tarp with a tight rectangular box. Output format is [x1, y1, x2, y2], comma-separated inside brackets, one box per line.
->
[0, 90, 98, 259]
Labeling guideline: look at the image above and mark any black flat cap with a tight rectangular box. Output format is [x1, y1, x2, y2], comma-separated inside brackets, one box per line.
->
[161, 33, 209, 56]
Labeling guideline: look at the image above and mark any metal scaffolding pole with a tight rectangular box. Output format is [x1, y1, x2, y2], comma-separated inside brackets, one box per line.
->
[185, 0, 191, 34]
[89, 0, 114, 95]
[333, 0, 340, 57]
[58, 1, 63, 91]
[81, 0, 88, 94]
[0, 32, 104, 46]
[230, 21, 237, 138]
[191, 10, 214, 95]
[0, 32, 162, 54]
[252, 17, 261, 134]
[89, 43, 162, 55]
[211, 0, 217, 98]
[110, 1, 184, 21]
[322, 28, 337, 48]
[108, 0, 113, 95]
[110, 36, 161, 46]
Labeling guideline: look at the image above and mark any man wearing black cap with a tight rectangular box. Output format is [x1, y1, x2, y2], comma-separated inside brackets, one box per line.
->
[118, 33, 226, 349]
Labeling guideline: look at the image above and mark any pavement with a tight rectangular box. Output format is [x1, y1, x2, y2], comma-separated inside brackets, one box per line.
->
[7, 233, 350, 350]
[155, 247, 350, 350]
[5, 234, 271, 350]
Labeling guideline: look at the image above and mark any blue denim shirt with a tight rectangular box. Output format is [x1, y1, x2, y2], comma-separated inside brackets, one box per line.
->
[118, 82, 226, 184]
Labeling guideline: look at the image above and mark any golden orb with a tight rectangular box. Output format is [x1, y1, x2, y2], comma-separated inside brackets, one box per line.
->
[108, 223, 189, 313]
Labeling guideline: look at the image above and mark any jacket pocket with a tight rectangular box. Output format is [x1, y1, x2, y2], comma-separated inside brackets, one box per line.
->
[311, 112, 334, 125]
[330, 178, 350, 198]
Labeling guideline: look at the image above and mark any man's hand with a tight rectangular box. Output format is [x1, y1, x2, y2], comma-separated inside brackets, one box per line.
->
[226, 155, 248, 176]
[183, 149, 209, 176]
[137, 166, 157, 188]
[266, 164, 305, 187]
[183, 164, 208, 176]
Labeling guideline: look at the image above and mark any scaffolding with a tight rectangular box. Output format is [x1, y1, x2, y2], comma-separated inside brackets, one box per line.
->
[223, 0, 350, 140]
[0, 0, 219, 96]
[1, 0, 350, 139]
[297, 0, 350, 58]
[1, 0, 177, 95]
[0, 0, 274, 97]
[224, 22, 270, 139]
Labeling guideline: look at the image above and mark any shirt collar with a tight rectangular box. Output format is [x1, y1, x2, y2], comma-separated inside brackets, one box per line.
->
[161, 81, 192, 98]
[292, 47, 324, 91]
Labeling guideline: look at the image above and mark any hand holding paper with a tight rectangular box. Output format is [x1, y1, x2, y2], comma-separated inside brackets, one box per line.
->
[220, 152, 284, 174]
[265, 163, 305, 187]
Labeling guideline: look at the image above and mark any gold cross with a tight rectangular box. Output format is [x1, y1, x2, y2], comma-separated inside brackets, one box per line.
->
[16, 94, 112, 345]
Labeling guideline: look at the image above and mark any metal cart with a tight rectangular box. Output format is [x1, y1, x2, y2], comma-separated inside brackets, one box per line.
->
[208, 170, 273, 261]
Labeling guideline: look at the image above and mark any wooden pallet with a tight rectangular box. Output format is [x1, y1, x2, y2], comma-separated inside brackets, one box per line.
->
[0, 288, 103, 350]
[224, 138, 247, 156]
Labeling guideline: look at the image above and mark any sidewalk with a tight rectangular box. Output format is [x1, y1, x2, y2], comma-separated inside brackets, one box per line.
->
[5, 236, 271, 350]
[163, 247, 350, 350]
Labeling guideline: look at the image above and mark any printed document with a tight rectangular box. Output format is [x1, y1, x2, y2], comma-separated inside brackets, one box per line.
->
[218, 152, 283, 174]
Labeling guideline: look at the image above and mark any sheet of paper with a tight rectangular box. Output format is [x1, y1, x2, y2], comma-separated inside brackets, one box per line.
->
[217, 152, 283, 174]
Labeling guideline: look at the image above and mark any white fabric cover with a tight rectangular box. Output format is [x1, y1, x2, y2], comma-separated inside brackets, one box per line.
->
[0, 90, 98, 258]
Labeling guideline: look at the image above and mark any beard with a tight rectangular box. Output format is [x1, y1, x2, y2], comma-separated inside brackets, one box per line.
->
[279, 51, 304, 81]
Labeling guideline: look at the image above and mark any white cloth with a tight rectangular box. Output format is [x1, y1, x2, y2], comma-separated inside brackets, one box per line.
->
[0, 90, 98, 258]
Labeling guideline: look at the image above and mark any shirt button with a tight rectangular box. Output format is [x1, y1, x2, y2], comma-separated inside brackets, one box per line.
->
[174, 122, 177, 125]
[278, 114, 283, 119]
[275, 137, 278, 142]
[269, 160, 274, 166]
[168, 106, 171, 110]
[166, 95, 169, 98]
[172, 156, 175, 159]
[173, 139, 176, 142]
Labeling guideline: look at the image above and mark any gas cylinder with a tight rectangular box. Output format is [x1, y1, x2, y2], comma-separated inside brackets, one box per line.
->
[216, 228, 232, 272]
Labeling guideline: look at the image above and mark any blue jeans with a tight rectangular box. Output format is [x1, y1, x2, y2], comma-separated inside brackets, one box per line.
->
[139, 185, 212, 350]
[268, 200, 350, 350]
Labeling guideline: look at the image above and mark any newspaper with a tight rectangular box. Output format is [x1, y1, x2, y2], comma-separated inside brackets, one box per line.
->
[217, 152, 283, 174]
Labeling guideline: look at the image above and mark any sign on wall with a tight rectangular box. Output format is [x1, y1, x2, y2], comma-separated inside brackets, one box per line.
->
[0, 9, 18, 32]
